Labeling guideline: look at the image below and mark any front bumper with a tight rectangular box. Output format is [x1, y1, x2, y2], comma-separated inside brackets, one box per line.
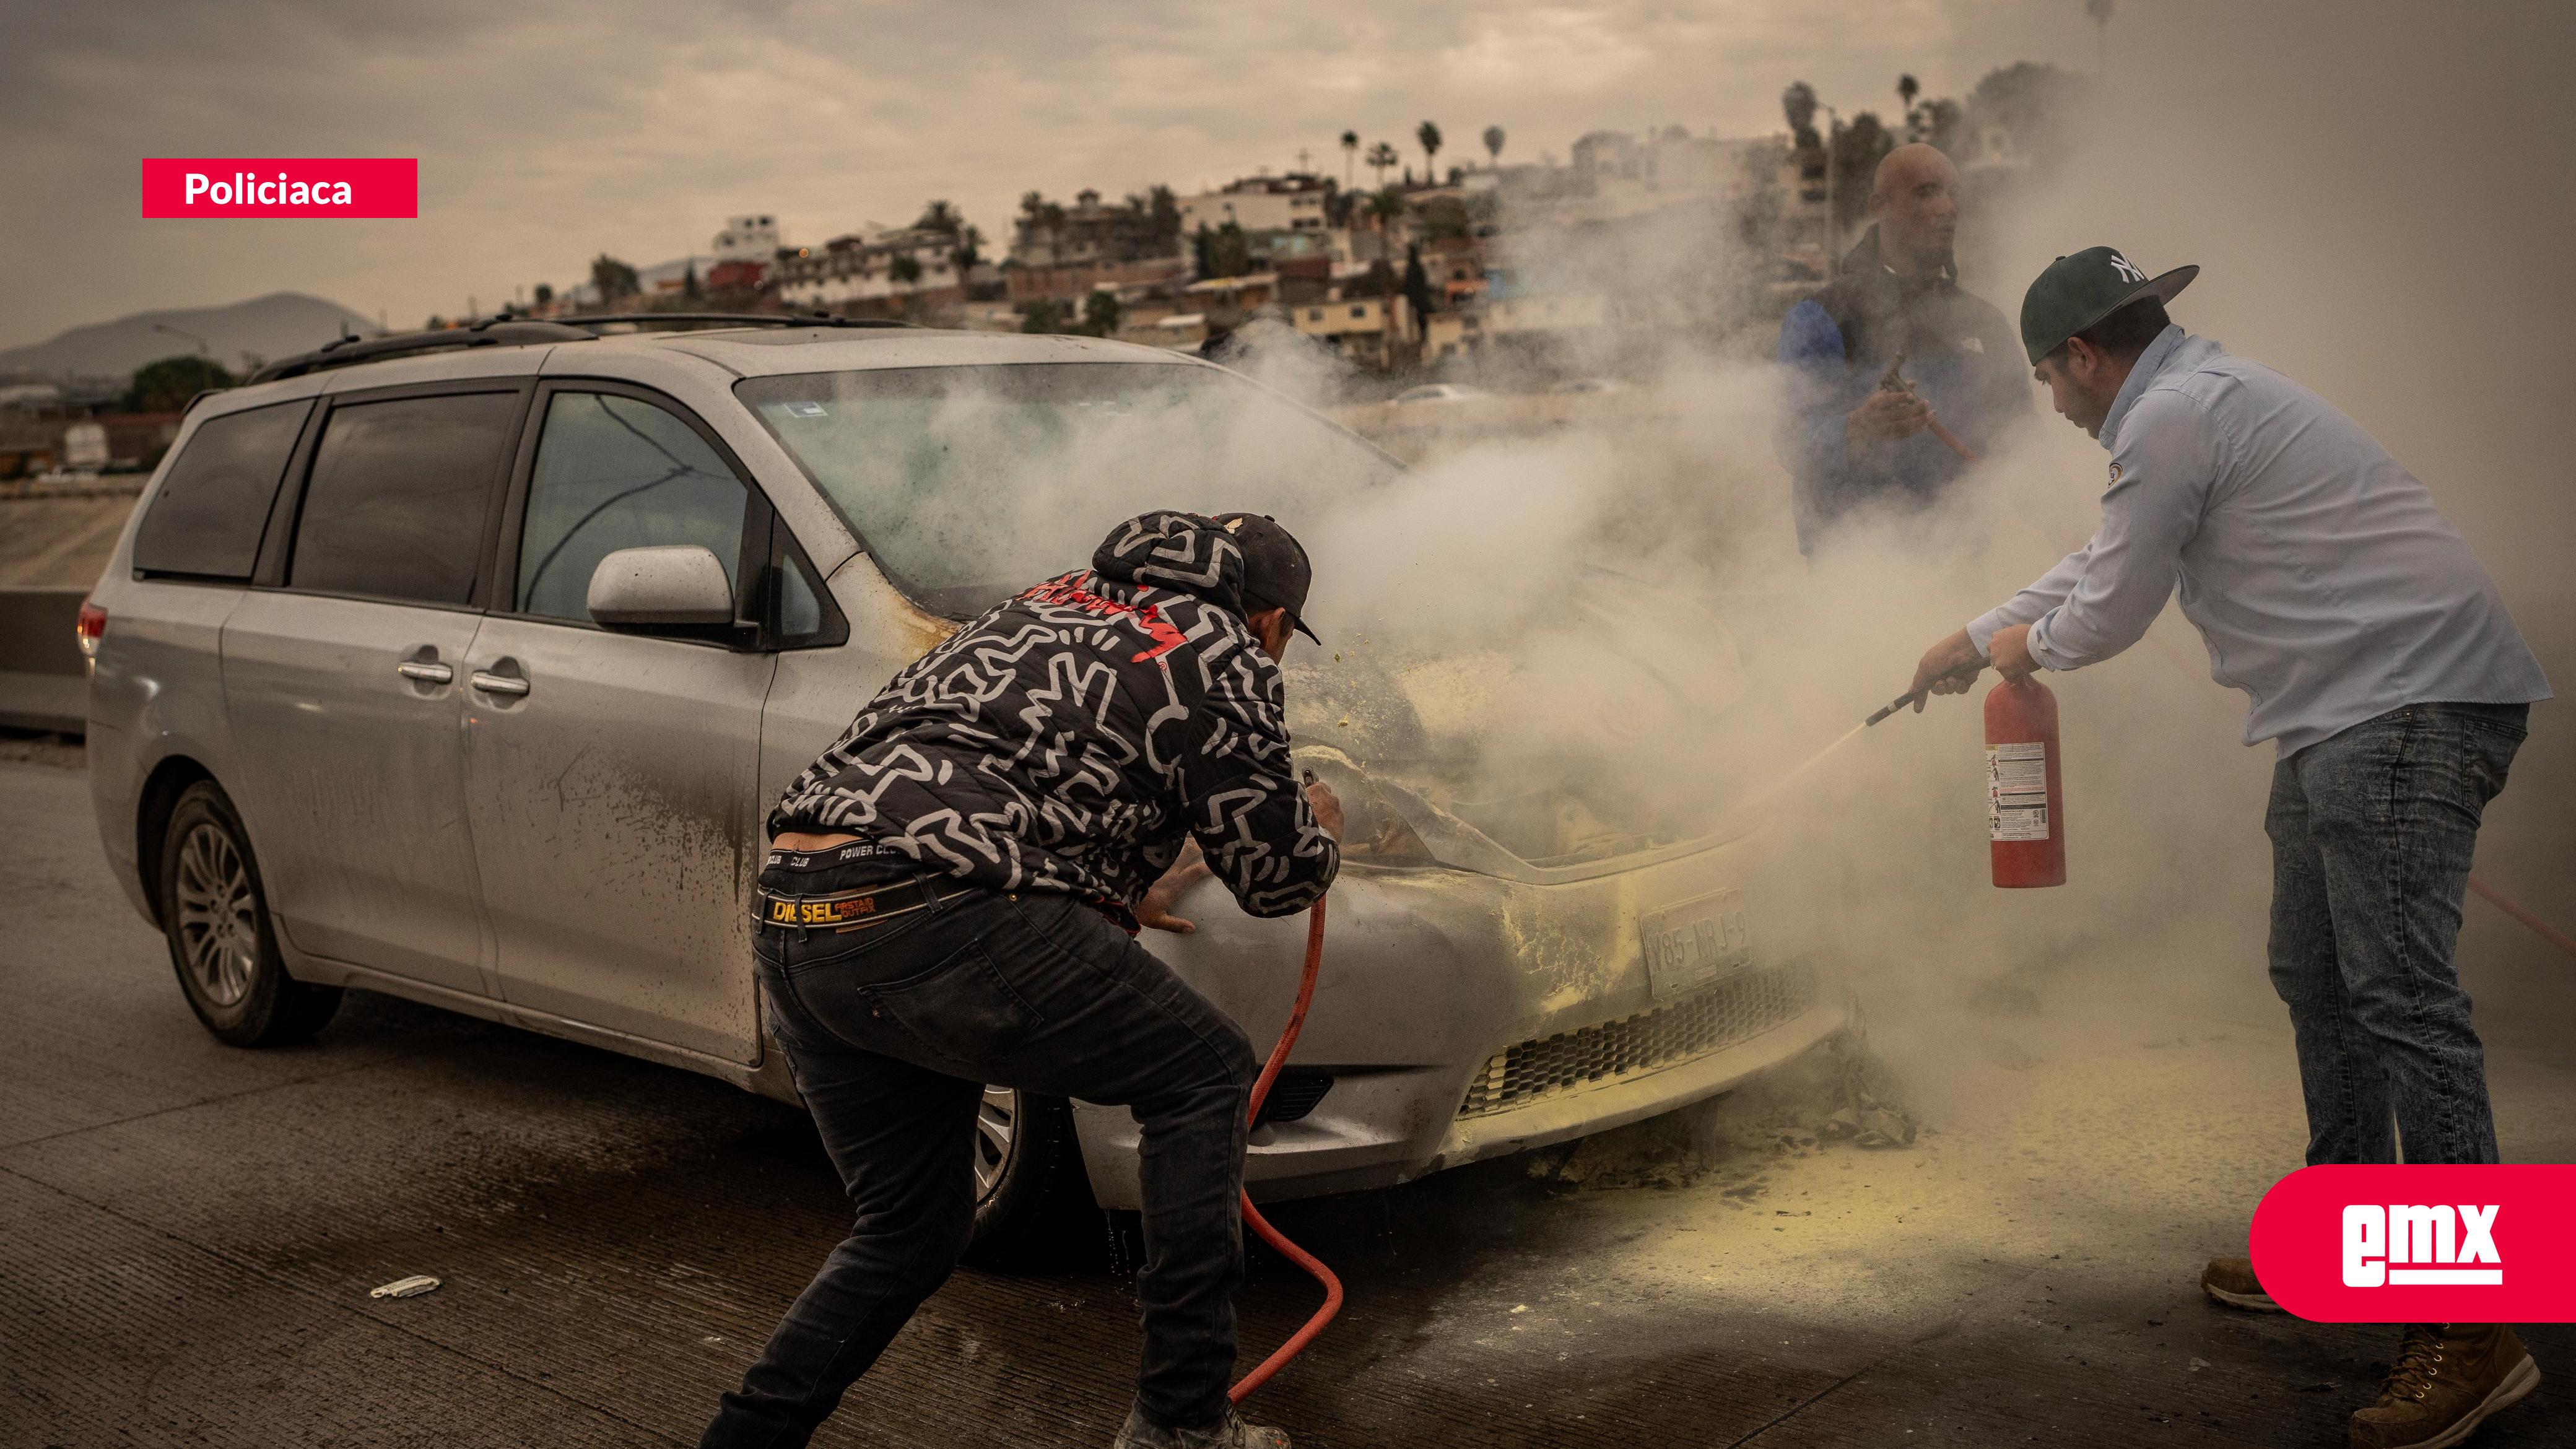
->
[1073, 978, 1845, 1207]
[1070, 823, 1850, 1209]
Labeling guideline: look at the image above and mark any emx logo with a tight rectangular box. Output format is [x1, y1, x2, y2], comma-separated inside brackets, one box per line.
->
[2344, 1203, 2502, 1286]
[2252, 1164, 2575, 1321]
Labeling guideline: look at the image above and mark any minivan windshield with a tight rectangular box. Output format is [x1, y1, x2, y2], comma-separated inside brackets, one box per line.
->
[738, 362, 1396, 616]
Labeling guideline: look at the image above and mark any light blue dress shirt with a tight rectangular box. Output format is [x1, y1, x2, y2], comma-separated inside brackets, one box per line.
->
[1967, 326, 2548, 755]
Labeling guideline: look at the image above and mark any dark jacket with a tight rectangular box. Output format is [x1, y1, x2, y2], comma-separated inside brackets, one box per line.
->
[1773, 226, 2029, 553]
[770, 511, 1339, 919]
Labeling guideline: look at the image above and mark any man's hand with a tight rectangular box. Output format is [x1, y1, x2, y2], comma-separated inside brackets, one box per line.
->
[1908, 628, 1987, 712]
[1137, 840, 1212, 934]
[1847, 388, 1932, 446]
[1988, 624, 2039, 683]
[1305, 780, 1345, 842]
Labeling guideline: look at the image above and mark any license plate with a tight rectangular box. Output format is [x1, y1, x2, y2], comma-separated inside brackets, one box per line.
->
[1638, 887, 1751, 1001]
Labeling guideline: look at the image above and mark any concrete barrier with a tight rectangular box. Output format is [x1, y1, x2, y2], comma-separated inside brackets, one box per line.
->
[0, 586, 87, 735]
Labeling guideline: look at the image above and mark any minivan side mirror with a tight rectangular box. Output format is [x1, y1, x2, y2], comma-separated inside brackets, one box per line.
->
[586, 545, 736, 627]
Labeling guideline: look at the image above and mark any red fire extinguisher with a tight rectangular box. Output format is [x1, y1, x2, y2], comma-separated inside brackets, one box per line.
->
[1985, 677, 2066, 888]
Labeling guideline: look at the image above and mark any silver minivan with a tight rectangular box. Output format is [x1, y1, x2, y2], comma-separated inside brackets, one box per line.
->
[82, 318, 1847, 1258]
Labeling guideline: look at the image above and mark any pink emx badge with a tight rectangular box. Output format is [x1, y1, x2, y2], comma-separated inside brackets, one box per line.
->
[2250, 1164, 2576, 1321]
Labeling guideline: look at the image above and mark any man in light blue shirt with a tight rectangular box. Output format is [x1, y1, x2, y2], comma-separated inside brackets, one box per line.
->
[1907, 248, 2549, 1449]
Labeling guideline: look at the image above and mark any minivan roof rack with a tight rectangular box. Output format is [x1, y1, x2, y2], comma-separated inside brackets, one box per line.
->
[572, 312, 920, 332]
[245, 311, 920, 385]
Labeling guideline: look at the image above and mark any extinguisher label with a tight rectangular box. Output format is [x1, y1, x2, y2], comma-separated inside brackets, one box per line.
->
[1988, 742, 2051, 842]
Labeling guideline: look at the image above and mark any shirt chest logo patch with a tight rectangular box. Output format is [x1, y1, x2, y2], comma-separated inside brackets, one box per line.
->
[2107, 461, 2123, 486]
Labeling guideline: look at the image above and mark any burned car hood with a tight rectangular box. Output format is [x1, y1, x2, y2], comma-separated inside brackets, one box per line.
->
[1284, 566, 1770, 884]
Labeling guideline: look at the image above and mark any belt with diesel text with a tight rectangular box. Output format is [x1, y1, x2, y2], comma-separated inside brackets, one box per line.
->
[754, 875, 978, 931]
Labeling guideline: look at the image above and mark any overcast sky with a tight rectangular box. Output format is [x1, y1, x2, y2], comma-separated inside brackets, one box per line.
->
[0, 0, 2118, 345]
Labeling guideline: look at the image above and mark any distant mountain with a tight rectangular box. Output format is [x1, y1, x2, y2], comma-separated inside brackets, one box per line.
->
[0, 293, 381, 383]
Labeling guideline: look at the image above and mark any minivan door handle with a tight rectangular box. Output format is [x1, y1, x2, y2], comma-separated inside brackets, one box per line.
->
[395, 660, 455, 684]
[469, 669, 530, 697]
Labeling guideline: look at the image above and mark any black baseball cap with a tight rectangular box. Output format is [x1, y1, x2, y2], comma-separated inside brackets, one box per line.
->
[2019, 246, 2199, 365]
[1211, 511, 1320, 643]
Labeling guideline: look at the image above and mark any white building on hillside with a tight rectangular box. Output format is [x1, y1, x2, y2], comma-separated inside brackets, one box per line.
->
[713, 214, 783, 261]
[1176, 175, 1332, 237]
[770, 227, 960, 311]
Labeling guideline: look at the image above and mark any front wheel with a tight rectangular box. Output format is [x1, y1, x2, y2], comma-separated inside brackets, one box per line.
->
[159, 781, 341, 1047]
[964, 1086, 1090, 1269]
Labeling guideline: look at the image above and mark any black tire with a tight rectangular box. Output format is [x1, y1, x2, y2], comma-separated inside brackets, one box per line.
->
[159, 781, 341, 1047]
[963, 1087, 1092, 1270]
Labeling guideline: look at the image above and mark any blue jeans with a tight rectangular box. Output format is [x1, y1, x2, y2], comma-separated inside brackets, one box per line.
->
[700, 873, 1256, 1448]
[2265, 701, 2528, 1167]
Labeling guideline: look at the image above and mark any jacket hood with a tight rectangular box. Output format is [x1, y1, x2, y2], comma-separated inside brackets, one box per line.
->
[1091, 510, 1249, 616]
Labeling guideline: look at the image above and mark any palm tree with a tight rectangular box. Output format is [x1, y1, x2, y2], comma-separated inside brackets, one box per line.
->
[1365, 141, 1398, 188]
[1367, 188, 1406, 235]
[916, 199, 962, 237]
[1340, 129, 1359, 189]
[1781, 80, 1820, 148]
[1416, 120, 1443, 185]
[1482, 125, 1505, 167]
[890, 255, 923, 289]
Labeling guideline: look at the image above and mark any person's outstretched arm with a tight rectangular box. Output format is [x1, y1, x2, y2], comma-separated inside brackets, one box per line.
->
[1171, 630, 1339, 919]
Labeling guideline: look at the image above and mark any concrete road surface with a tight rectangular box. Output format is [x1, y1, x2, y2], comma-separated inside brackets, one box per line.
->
[3, 741, 2570, 1447]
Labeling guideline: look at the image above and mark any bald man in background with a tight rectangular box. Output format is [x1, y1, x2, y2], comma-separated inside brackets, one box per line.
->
[1775, 142, 2030, 554]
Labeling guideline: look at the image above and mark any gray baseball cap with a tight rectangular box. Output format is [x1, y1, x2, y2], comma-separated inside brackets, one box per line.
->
[2020, 246, 2199, 364]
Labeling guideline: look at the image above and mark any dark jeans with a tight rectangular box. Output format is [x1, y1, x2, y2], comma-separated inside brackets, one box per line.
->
[700, 879, 1256, 1448]
[2266, 701, 2528, 1167]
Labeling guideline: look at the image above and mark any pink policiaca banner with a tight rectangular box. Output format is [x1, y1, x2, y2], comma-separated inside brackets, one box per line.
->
[2250, 1164, 2576, 1321]
[141, 159, 416, 218]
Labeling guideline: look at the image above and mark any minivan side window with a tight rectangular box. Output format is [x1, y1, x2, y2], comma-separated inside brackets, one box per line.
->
[289, 391, 520, 606]
[131, 400, 313, 580]
[514, 392, 749, 624]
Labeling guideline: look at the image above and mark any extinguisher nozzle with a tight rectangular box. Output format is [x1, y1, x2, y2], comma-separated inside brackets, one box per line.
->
[1864, 693, 1921, 728]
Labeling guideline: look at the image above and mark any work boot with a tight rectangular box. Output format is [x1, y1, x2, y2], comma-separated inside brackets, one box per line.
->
[1110, 1404, 1290, 1449]
[2348, 1323, 2542, 1448]
[2200, 1255, 2284, 1312]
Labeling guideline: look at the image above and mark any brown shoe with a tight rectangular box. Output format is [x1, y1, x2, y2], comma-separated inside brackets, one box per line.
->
[2349, 1323, 2542, 1448]
[1112, 1406, 1290, 1449]
[2201, 1255, 2284, 1312]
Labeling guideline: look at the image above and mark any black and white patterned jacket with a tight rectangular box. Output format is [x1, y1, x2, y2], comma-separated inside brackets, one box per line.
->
[770, 511, 1339, 918]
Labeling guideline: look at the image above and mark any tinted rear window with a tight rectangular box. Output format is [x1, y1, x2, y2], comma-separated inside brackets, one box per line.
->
[130, 400, 312, 580]
[289, 392, 520, 606]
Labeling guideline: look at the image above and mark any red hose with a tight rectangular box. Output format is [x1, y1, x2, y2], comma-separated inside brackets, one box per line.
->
[1227, 894, 1344, 1403]
[1925, 413, 1980, 463]
[2468, 875, 2576, 962]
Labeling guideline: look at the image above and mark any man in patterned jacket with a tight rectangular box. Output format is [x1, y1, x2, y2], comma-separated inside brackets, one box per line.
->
[700, 510, 1343, 1449]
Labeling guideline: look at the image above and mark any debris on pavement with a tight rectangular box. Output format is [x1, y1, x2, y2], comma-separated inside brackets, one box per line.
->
[1819, 1023, 1918, 1148]
[368, 1275, 442, 1300]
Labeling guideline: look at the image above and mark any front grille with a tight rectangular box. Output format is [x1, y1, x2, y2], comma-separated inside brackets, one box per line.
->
[1456, 963, 1817, 1119]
